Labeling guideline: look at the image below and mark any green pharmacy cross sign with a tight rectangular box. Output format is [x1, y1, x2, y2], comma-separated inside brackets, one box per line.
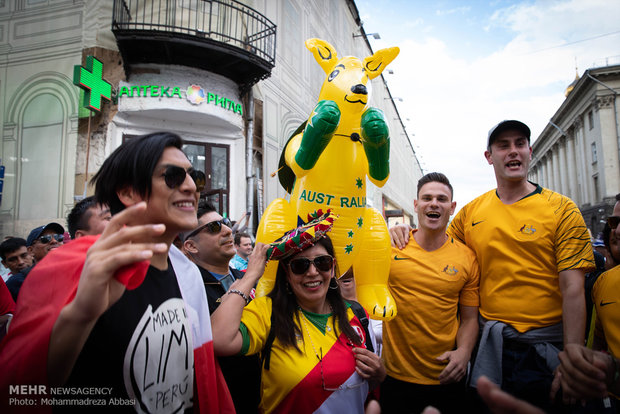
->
[73, 56, 112, 113]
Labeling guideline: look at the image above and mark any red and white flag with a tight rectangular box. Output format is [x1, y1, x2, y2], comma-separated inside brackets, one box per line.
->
[0, 236, 234, 413]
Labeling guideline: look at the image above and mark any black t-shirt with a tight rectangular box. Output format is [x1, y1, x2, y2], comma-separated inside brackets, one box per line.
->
[60, 264, 193, 413]
[199, 265, 261, 413]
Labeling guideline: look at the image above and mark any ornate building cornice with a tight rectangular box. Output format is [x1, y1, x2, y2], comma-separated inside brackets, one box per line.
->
[594, 94, 615, 111]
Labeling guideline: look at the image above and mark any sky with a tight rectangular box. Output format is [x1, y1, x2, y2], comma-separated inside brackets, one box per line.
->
[356, 0, 620, 211]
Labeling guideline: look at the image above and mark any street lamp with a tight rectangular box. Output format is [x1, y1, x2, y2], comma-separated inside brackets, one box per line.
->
[353, 32, 381, 39]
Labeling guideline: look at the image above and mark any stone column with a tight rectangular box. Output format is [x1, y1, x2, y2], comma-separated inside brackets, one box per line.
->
[529, 164, 538, 184]
[595, 95, 620, 197]
[538, 157, 544, 188]
[544, 155, 551, 189]
[558, 137, 568, 196]
[552, 144, 561, 193]
[574, 117, 588, 204]
[537, 158, 543, 188]
[566, 133, 579, 204]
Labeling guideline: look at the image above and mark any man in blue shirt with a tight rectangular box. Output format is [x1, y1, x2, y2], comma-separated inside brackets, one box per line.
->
[230, 232, 253, 271]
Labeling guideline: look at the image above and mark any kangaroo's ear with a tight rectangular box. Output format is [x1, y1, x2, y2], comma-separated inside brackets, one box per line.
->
[363, 47, 399, 79]
[305, 38, 339, 74]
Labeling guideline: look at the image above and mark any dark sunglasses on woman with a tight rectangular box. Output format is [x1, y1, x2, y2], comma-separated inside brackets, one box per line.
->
[288, 255, 334, 274]
[162, 165, 206, 193]
[608, 216, 620, 229]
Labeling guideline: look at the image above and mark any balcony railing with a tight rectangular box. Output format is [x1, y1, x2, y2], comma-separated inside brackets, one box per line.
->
[112, 0, 276, 88]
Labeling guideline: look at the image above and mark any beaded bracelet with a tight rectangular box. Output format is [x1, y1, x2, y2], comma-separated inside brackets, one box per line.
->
[227, 289, 250, 305]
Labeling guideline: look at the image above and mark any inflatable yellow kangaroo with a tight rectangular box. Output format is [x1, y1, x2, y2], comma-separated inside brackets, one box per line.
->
[256, 38, 398, 321]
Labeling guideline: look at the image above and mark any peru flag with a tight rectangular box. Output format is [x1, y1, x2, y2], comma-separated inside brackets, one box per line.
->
[0, 236, 234, 414]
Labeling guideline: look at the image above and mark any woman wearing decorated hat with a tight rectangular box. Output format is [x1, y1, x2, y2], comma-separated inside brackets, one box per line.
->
[212, 210, 385, 413]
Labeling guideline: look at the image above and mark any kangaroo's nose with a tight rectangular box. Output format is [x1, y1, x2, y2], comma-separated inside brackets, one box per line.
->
[351, 84, 368, 95]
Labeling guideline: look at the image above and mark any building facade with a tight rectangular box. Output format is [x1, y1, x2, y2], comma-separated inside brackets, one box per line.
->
[529, 64, 620, 236]
[0, 0, 422, 239]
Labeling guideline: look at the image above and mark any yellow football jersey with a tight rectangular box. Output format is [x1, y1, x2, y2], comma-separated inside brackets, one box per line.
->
[384, 232, 480, 384]
[240, 297, 369, 413]
[593, 266, 620, 357]
[449, 186, 594, 332]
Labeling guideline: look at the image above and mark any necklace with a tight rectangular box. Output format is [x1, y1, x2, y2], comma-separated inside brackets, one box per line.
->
[300, 309, 362, 392]
[300, 310, 333, 391]
[299, 304, 333, 332]
[300, 311, 321, 361]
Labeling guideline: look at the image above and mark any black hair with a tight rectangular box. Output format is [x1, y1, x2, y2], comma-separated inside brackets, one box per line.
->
[67, 196, 97, 239]
[91, 132, 183, 215]
[234, 232, 251, 246]
[267, 235, 362, 351]
[0, 237, 27, 260]
[417, 172, 454, 199]
[197, 200, 217, 220]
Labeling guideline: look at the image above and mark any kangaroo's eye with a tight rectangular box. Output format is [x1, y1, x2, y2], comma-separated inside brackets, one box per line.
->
[328, 69, 340, 82]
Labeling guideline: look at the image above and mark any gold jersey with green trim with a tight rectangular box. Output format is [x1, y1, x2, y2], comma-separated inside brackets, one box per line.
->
[384, 232, 480, 384]
[240, 296, 370, 414]
[593, 266, 620, 357]
[449, 186, 594, 333]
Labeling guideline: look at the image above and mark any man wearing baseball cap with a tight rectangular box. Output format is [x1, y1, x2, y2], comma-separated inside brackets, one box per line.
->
[26, 222, 65, 263]
[455, 119, 594, 410]
[392, 120, 594, 411]
[5, 222, 65, 301]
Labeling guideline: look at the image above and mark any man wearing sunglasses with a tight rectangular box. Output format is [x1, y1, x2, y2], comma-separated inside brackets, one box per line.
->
[0, 132, 234, 412]
[553, 193, 620, 408]
[182, 201, 240, 313]
[603, 202, 620, 268]
[26, 222, 65, 263]
[5, 223, 64, 301]
[182, 201, 261, 413]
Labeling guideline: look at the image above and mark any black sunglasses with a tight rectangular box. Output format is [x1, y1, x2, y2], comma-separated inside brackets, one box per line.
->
[38, 234, 64, 244]
[162, 165, 206, 193]
[288, 255, 334, 275]
[608, 216, 620, 229]
[186, 218, 232, 239]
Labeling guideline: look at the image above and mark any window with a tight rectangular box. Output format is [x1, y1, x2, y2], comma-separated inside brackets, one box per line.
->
[593, 175, 599, 201]
[19, 94, 63, 220]
[591, 142, 597, 164]
[183, 142, 230, 217]
[588, 111, 594, 130]
[282, 0, 301, 71]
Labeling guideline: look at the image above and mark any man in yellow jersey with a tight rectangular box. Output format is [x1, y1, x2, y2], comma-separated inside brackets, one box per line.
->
[381, 172, 480, 414]
[554, 194, 620, 408]
[592, 194, 620, 353]
[601, 197, 620, 269]
[392, 120, 594, 412]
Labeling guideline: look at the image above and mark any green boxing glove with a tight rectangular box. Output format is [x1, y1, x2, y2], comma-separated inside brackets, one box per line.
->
[361, 108, 390, 181]
[295, 100, 340, 170]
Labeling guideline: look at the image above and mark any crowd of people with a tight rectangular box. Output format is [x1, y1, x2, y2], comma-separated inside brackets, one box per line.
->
[0, 121, 618, 414]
